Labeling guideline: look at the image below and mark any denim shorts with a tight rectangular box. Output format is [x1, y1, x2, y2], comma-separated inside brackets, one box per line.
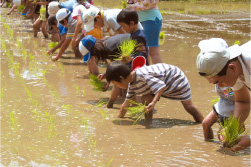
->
[141, 17, 162, 47]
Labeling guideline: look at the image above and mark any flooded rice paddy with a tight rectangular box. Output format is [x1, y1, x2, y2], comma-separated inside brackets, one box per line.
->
[1, 1, 251, 166]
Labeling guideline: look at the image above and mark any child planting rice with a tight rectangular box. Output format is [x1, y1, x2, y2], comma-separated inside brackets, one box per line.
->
[105, 61, 204, 122]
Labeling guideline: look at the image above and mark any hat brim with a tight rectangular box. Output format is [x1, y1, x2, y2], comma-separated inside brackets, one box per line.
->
[227, 44, 242, 59]
[83, 52, 91, 63]
[132, 56, 146, 71]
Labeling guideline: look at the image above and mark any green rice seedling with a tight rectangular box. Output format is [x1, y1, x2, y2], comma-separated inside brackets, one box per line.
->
[18, 5, 25, 13]
[126, 100, 146, 125]
[116, 39, 138, 63]
[122, 0, 126, 8]
[234, 40, 241, 45]
[219, 116, 246, 148]
[48, 115, 56, 138]
[9, 111, 18, 130]
[48, 42, 58, 49]
[210, 96, 220, 105]
[159, 31, 165, 39]
[96, 99, 107, 107]
[61, 104, 73, 114]
[89, 74, 105, 91]
[98, 110, 108, 121]
[1, 39, 6, 50]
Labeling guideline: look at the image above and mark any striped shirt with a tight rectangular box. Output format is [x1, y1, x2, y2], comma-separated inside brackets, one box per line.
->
[126, 63, 191, 101]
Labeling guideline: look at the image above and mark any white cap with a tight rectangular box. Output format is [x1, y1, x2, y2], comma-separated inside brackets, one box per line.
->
[82, 6, 100, 32]
[56, 8, 71, 22]
[48, 1, 60, 16]
[196, 38, 242, 78]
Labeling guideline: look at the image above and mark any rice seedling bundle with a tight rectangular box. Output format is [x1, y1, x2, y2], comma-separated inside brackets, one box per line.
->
[116, 39, 138, 63]
[219, 116, 246, 148]
[89, 74, 105, 91]
[159, 31, 165, 39]
[126, 100, 146, 125]
[48, 42, 58, 49]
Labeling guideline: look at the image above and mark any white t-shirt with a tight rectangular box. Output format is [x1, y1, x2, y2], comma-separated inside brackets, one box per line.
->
[232, 41, 251, 91]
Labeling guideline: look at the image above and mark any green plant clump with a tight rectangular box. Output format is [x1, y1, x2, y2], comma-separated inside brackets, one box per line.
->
[117, 39, 138, 63]
[89, 74, 105, 91]
[126, 100, 146, 125]
[219, 116, 246, 148]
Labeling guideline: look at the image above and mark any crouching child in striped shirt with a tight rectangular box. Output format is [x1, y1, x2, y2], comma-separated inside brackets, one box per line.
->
[105, 61, 204, 123]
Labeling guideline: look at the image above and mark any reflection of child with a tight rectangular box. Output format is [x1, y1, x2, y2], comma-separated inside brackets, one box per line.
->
[202, 85, 235, 140]
[105, 61, 204, 122]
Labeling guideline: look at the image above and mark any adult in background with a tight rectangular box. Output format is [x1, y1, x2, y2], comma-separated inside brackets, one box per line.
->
[127, 0, 162, 64]
[196, 38, 251, 125]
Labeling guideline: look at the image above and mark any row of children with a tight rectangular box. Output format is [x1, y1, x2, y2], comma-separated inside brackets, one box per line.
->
[2, 0, 250, 152]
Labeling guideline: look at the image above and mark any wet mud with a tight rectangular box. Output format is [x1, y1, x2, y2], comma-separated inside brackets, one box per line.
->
[0, 1, 250, 166]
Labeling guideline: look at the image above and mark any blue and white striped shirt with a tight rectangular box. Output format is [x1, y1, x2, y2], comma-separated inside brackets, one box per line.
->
[126, 63, 191, 101]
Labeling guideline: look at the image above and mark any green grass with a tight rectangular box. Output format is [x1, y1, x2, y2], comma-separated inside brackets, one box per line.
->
[219, 116, 246, 148]
[89, 74, 105, 91]
[126, 100, 146, 125]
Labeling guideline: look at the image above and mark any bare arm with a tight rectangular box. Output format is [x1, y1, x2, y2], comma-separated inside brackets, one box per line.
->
[233, 86, 250, 123]
[72, 15, 83, 48]
[52, 38, 71, 61]
[48, 34, 66, 55]
[146, 86, 165, 112]
[118, 99, 131, 118]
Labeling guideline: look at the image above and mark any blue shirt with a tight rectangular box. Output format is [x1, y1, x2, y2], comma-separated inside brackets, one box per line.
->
[58, 24, 67, 36]
[131, 29, 149, 65]
[60, 0, 78, 12]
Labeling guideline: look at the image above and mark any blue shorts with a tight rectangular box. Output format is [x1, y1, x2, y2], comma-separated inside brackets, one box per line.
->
[141, 17, 162, 47]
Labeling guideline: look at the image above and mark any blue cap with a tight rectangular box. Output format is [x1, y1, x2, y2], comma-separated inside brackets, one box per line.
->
[79, 35, 96, 63]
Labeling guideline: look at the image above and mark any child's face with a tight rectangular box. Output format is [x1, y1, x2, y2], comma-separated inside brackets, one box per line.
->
[118, 22, 133, 33]
[94, 16, 104, 28]
[112, 78, 129, 89]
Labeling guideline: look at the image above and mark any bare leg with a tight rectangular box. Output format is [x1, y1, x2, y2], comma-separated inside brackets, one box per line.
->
[202, 110, 218, 140]
[33, 18, 41, 37]
[181, 99, 204, 123]
[7, 3, 16, 15]
[149, 46, 162, 64]
[41, 19, 48, 38]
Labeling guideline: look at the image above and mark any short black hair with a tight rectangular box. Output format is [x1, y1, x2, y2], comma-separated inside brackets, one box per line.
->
[117, 8, 138, 25]
[106, 61, 131, 83]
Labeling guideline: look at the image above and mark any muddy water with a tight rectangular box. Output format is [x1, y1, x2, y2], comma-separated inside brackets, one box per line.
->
[0, 1, 250, 166]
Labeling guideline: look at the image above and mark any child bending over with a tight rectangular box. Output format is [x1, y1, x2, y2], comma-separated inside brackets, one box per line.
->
[105, 61, 204, 123]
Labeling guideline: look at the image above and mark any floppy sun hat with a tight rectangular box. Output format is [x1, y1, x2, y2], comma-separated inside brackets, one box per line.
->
[56, 8, 71, 23]
[82, 6, 100, 32]
[196, 38, 242, 78]
[48, 1, 60, 16]
[79, 35, 97, 63]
